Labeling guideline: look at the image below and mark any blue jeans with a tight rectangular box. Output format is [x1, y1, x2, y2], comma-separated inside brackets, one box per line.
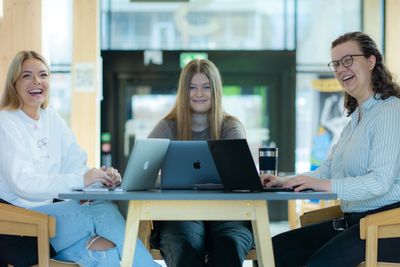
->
[153, 220, 253, 267]
[31, 200, 159, 267]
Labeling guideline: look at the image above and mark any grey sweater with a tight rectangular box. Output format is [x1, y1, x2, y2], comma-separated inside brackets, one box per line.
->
[148, 118, 246, 140]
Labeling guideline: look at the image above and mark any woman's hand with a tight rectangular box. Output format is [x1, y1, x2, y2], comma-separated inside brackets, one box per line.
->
[101, 166, 122, 187]
[83, 168, 114, 187]
[260, 174, 290, 188]
[283, 175, 332, 192]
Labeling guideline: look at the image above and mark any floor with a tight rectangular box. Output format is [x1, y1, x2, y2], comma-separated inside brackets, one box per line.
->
[155, 221, 290, 267]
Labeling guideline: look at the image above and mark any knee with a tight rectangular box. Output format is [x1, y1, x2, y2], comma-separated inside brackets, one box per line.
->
[160, 237, 204, 265]
[216, 231, 253, 253]
[163, 237, 202, 254]
[212, 235, 250, 261]
[87, 236, 116, 251]
[307, 251, 333, 267]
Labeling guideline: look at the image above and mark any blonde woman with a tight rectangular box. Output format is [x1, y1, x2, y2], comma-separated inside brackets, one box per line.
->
[0, 51, 159, 267]
[148, 59, 253, 267]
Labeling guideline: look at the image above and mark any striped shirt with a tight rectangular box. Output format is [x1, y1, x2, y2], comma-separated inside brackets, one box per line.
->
[307, 95, 400, 212]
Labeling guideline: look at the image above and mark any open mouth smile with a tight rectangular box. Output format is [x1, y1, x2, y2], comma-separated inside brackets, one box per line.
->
[28, 88, 44, 96]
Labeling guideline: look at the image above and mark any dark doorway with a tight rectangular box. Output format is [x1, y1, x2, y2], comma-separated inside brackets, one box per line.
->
[101, 50, 295, 220]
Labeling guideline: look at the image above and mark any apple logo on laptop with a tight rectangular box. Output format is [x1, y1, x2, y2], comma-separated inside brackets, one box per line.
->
[143, 160, 149, 170]
[193, 160, 201, 169]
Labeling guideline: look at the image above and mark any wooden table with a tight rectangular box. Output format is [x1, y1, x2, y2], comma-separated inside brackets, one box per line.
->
[59, 190, 336, 267]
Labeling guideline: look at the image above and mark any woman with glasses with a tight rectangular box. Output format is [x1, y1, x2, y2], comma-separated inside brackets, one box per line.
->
[261, 31, 400, 266]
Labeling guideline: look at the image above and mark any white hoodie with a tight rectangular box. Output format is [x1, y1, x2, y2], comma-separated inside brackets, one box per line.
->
[0, 108, 87, 208]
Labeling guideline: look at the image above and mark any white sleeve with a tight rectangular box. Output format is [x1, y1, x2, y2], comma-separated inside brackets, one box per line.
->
[0, 116, 84, 201]
[58, 115, 89, 175]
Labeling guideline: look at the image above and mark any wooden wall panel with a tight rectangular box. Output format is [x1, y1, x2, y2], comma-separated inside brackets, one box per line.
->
[0, 0, 42, 94]
[385, 0, 400, 80]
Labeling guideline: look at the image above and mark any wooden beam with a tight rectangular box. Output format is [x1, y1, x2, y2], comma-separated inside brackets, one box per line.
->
[71, 0, 100, 167]
[385, 0, 400, 80]
[363, 0, 384, 50]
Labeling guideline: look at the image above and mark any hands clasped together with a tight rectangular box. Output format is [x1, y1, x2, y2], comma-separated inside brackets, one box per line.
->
[260, 174, 332, 192]
[83, 166, 122, 188]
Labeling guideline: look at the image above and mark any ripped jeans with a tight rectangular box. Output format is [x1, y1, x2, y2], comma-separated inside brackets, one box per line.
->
[31, 200, 159, 267]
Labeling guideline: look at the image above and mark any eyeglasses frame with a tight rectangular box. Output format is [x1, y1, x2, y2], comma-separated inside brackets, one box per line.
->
[328, 54, 366, 72]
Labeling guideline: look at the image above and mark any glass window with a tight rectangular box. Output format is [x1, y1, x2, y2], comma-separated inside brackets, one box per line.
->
[102, 0, 295, 50]
[296, 0, 361, 172]
[43, 0, 73, 123]
[297, 0, 361, 65]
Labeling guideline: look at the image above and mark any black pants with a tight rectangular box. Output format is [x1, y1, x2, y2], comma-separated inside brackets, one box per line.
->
[0, 199, 56, 267]
[152, 220, 254, 267]
[273, 202, 400, 267]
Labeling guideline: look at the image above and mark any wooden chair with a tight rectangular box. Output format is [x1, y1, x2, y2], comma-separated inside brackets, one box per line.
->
[138, 220, 259, 265]
[0, 203, 78, 267]
[300, 205, 400, 267]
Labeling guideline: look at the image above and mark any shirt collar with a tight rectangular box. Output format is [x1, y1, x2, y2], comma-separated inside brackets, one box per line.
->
[360, 93, 380, 112]
[351, 94, 380, 123]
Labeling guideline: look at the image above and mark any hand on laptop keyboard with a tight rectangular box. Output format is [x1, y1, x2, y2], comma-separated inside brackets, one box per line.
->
[101, 166, 122, 187]
[263, 186, 314, 192]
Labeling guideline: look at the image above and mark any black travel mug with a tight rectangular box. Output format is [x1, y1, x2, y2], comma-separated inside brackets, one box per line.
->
[259, 147, 278, 175]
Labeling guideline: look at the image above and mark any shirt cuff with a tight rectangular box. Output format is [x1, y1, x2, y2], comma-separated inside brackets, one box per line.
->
[67, 173, 85, 189]
[331, 179, 343, 198]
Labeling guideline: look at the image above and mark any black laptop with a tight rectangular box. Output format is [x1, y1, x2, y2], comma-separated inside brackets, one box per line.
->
[207, 139, 294, 192]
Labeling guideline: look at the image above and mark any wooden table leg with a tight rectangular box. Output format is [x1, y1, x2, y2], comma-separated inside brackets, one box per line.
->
[251, 200, 275, 267]
[121, 200, 143, 267]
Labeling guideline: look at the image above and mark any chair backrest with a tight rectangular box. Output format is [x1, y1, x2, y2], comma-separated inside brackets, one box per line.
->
[0, 202, 55, 267]
[299, 204, 400, 267]
[300, 205, 343, 227]
[359, 208, 400, 267]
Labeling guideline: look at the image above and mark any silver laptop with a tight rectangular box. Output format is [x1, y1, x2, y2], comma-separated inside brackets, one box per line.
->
[160, 140, 221, 189]
[74, 138, 170, 191]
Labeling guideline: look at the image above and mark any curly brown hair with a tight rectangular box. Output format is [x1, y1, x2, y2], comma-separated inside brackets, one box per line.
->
[331, 32, 400, 115]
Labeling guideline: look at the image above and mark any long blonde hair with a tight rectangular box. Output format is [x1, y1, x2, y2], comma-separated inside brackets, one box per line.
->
[1, 50, 50, 110]
[165, 58, 236, 140]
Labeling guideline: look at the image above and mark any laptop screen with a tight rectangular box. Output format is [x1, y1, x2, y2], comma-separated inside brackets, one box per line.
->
[207, 139, 264, 191]
[161, 140, 221, 189]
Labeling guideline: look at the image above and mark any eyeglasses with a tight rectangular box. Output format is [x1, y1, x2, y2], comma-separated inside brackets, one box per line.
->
[327, 54, 366, 72]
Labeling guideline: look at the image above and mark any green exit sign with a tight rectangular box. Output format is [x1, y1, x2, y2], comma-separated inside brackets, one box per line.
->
[180, 53, 208, 68]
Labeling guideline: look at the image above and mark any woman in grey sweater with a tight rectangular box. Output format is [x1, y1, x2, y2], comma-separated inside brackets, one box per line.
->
[148, 59, 253, 267]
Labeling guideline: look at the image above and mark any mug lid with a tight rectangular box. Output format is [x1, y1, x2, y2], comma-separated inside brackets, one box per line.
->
[259, 147, 277, 151]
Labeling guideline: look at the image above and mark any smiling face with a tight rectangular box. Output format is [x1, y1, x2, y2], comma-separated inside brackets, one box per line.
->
[331, 41, 376, 104]
[15, 58, 49, 119]
[189, 73, 212, 114]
